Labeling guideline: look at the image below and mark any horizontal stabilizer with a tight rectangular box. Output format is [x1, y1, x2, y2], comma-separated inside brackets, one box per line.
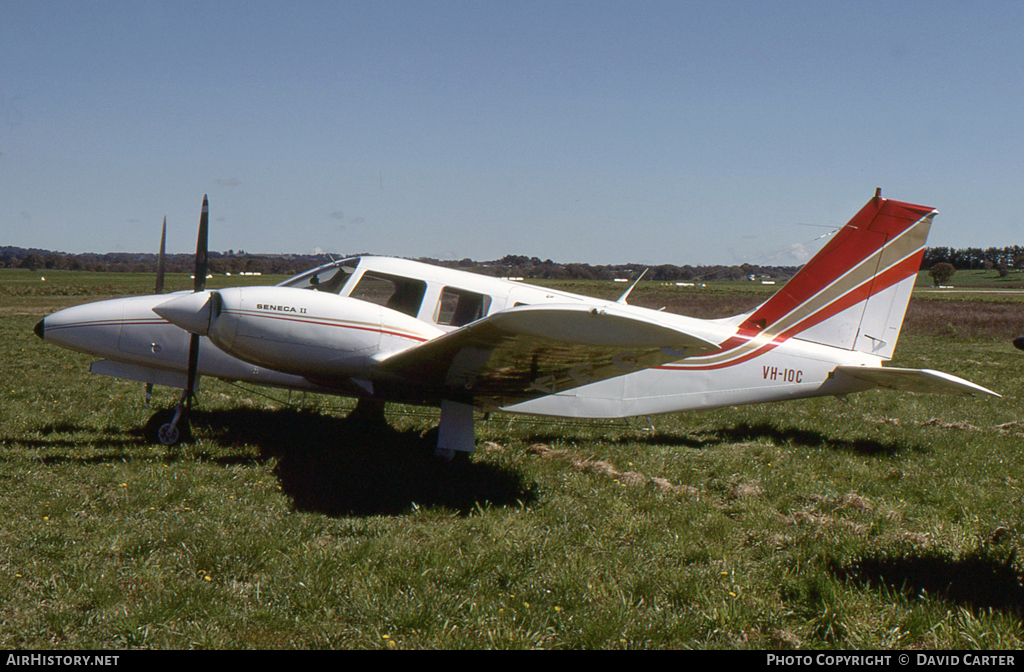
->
[833, 365, 1000, 398]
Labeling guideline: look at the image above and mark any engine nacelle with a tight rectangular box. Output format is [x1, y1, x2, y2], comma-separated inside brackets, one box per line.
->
[158, 286, 442, 379]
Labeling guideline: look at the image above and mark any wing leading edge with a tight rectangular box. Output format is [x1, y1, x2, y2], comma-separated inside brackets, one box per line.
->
[378, 303, 720, 409]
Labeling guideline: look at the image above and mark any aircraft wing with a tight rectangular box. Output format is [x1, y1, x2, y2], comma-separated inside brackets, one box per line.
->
[377, 303, 720, 408]
[833, 366, 1001, 397]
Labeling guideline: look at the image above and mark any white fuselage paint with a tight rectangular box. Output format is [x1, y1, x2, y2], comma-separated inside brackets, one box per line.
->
[42, 292, 326, 393]
[506, 332, 877, 418]
[40, 256, 881, 418]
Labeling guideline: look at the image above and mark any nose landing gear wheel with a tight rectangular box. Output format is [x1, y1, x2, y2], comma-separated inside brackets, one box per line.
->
[158, 423, 180, 446]
[144, 408, 192, 446]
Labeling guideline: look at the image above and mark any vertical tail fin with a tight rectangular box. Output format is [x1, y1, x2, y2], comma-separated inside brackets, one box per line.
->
[737, 191, 935, 359]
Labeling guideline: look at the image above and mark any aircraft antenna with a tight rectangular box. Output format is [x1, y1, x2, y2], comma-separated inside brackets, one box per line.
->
[616, 268, 648, 304]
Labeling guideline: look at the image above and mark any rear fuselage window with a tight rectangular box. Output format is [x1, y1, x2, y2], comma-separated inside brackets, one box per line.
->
[435, 287, 492, 327]
[349, 272, 427, 318]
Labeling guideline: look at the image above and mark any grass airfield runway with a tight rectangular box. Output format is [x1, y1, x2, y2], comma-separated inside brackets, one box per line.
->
[1, 268, 1023, 649]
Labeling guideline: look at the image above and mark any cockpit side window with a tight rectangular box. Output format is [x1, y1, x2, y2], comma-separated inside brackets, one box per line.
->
[278, 259, 358, 293]
[434, 287, 492, 327]
[308, 267, 351, 293]
[349, 272, 427, 318]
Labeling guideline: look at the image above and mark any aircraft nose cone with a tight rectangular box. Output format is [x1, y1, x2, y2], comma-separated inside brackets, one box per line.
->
[34, 318, 45, 340]
[154, 291, 214, 335]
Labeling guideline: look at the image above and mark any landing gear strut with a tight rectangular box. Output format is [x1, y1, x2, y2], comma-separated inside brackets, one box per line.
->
[345, 396, 388, 426]
[435, 400, 475, 461]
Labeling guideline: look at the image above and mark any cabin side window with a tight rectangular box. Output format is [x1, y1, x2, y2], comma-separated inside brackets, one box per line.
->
[434, 287, 492, 327]
[348, 272, 427, 318]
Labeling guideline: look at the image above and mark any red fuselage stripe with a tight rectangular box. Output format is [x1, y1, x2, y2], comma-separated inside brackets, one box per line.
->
[228, 310, 429, 342]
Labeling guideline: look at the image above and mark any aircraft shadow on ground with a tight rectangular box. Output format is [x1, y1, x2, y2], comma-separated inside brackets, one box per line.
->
[6, 422, 152, 453]
[700, 422, 917, 456]
[834, 546, 1024, 615]
[520, 421, 915, 457]
[179, 407, 537, 517]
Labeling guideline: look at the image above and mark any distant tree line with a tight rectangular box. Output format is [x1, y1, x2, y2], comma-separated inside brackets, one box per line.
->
[430, 255, 797, 282]
[0, 247, 305, 276]
[922, 246, 1024, 275]
[3, 245, 1020, 282]
[0, 247, 799, 282]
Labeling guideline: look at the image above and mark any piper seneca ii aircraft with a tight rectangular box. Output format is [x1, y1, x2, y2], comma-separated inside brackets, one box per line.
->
[35, 190, 999, 459]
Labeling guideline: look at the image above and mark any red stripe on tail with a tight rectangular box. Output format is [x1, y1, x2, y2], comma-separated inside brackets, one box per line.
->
[738, 196, 934, 335]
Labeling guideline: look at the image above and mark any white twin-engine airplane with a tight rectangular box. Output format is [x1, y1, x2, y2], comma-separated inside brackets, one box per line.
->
[36, 190, 999, 459]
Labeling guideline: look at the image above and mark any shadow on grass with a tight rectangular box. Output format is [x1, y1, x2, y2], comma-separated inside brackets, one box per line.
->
[185, 407, 537, 517]
[12, 406, 536, 517]
[521, 421, 916, 457]
[835, 545, 1024, 615]
[713, 422, 915, 456]
[4, 422, 145, 451]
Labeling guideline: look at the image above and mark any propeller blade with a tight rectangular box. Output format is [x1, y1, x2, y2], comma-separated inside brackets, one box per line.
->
[155, 195, 211, 445]
[148, 216, 169, 404]
[185, 333, 200, 410]
[155, 216, 167, 295]
[194, 195, 209, 292]
[185, 196, 209, 405]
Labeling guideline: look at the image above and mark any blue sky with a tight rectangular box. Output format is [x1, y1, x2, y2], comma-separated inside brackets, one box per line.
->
[2, 1, 1022, 265]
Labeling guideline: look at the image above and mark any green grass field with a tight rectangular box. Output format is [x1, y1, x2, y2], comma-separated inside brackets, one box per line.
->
[2, 268, 1024, 649]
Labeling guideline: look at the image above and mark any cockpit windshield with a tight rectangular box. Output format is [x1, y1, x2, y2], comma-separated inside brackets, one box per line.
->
[277, 257, 360, 293]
